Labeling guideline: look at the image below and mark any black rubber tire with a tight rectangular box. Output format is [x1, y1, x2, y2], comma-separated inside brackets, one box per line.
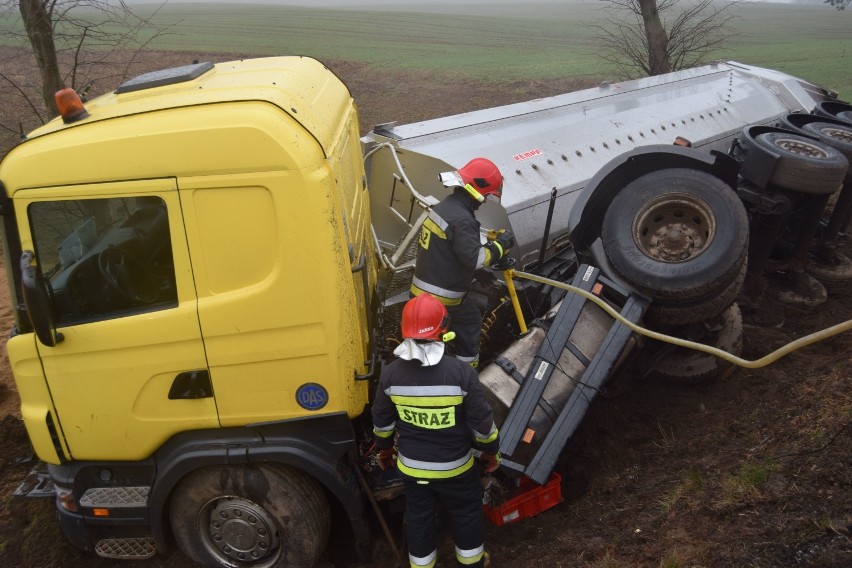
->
[753, 132, 848, 194]
[646, 255, 746, 327]
[170, 464, 330, 568]
[650, 302, 743, 386]
[601, 168, 749, 308]
[806, 251, 852, 295]
[836, 111, 852, 125]
[765, 270, 827, 310]
[799, 122, 852, 162]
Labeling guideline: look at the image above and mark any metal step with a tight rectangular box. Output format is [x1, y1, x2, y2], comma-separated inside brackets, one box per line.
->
[95, 537, 156, 560]
[13, 461, 56, 498]
[79, 486, 149, 507]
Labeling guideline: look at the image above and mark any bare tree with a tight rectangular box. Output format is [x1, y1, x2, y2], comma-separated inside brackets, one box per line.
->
[824, 0, 850, 9]
[0, 1, 171, 136]
[595, 0, 737, 79]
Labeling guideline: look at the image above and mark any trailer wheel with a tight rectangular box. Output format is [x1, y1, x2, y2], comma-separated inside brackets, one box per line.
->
[806, 251, 852, 295]
[799, 122, 852, 162]
[647, 302, 743, 385]
[601, 168, 748, 324]
[645, 257, 746, 327]
[765, 270, 827, 310]
[169, 464, 330, 568]
[752, 132, 847, 193]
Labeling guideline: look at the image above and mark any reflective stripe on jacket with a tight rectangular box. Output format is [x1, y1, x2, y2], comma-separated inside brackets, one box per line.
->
[410, 191, 495, 304]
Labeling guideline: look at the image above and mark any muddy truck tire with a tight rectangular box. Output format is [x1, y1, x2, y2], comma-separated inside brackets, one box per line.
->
[806, 251, 852, 295]
[799, 122, 852, 163]
[642, 302, 743, 385]
[601, 168, 749, 326]
[746, 132, 848, 193]
[169, 464, 330, 568]
[835, 110, 852, 125]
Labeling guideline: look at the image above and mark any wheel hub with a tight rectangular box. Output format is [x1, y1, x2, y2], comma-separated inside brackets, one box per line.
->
[206, 497, 279, 564]
[776, 137, 829, 159]
[654, 225, 695, 261]
[820, 126, 852, 145]
[633, 194, 715, 263]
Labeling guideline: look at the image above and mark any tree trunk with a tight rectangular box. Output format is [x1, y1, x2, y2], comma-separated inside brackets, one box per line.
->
[19, 0, 62, 118]
[638, 0, 671, 75]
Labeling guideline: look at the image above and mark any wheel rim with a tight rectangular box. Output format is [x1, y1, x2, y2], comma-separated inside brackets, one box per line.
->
[198, 496, 281, 567]
[818, 126, 852, 145]
[632, 194, 716, 262]
[774, 137, 830, 159]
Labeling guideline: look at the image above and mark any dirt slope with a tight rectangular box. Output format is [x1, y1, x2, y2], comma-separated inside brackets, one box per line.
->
[0, 50, 849, 567]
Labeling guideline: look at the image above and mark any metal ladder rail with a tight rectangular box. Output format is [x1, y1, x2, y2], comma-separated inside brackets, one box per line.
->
[498, 265, 602, 457]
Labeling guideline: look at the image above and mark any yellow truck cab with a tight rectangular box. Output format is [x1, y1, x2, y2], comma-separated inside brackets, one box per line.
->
[0, 57, 376, 565]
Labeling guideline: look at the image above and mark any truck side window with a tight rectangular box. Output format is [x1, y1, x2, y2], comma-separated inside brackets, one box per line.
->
[28, 196, 178, 324]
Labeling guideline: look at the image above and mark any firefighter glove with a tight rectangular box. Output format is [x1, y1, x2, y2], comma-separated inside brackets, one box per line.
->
[480, 451, 501, 473]
[486, 230, 515, 263]
[377, 448, 397, 471]
[495, 229, 515, 252]
[494, 229, 515, 258]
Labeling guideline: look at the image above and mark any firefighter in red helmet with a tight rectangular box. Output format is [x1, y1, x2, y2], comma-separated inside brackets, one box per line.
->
[410, 157, 515, 367]
[372, 293, 500, 568]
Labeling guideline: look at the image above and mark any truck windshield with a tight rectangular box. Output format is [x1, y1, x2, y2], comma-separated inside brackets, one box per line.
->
[28, 196, 178, 324]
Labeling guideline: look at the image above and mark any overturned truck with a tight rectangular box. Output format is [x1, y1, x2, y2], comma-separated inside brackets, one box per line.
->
[364, 60, 851, 482]
[1, 57, 850, 566]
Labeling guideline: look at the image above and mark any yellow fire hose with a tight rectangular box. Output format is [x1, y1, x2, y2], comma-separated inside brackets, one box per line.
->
[504, 269, 852, 369]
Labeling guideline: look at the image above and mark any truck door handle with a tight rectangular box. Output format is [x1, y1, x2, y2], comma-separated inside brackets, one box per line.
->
[351, 252, 366, 273]
[168, 370, 213, 400]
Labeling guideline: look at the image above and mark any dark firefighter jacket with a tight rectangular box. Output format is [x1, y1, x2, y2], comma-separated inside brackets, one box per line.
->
[371, 354, 499, 479]
[410, 190, 497, 305]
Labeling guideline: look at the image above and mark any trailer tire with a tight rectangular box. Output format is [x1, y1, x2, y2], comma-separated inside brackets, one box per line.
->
[836, 111, 852, 125]
[645, 257, 746, 327]
[799, 122, 852, 162]
[806, 251, 852, 295]
[765, 270, 827, 310]
[601, 168, 748, 321]
[648, 302, 743, 385]
[169, 464, 330, 568]
[752, 132, 847, 193]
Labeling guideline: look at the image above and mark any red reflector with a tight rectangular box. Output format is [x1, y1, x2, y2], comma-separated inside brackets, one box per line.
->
[55, 88, 89, 123]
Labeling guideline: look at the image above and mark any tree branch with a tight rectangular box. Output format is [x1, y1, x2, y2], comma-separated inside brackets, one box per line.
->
[595, 0, 738, 77]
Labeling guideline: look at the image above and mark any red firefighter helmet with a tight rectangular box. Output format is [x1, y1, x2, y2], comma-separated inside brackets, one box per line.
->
[440, 157, 504, 203]
[401, 294, 450, 341]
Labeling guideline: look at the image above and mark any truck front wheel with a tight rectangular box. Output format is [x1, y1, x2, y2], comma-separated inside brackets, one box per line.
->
[169, 464, 330, 568]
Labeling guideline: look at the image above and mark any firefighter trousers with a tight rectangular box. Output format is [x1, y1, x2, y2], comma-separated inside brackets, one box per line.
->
[447, 297, 483, 366]
[403, 468, 486, 567]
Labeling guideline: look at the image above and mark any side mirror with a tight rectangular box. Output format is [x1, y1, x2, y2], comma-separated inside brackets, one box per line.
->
[20, 251, 63, 346]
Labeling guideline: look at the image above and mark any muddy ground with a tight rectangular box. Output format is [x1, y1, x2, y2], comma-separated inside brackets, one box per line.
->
[0, 49, 850, 567]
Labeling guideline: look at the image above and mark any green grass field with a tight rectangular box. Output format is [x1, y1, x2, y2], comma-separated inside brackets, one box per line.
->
[2, 2, 850, 96]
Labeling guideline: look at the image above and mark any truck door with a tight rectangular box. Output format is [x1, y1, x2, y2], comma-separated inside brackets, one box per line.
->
[17, 179, 216, 462]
